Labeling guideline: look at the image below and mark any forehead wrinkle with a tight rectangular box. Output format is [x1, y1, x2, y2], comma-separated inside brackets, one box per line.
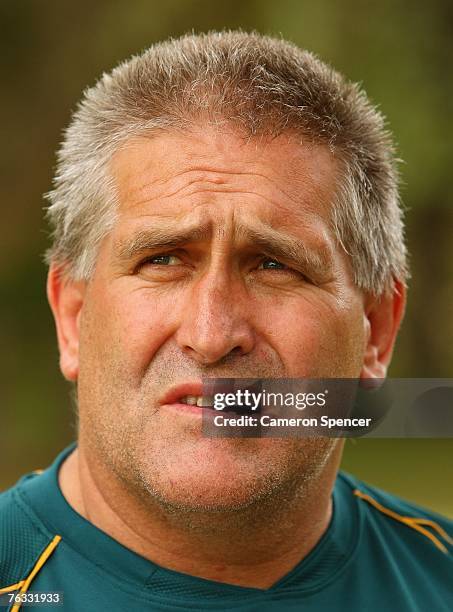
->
[171, 166, 310, 211]
[116, 156, 327, 216]
[112, 131, 339, 228]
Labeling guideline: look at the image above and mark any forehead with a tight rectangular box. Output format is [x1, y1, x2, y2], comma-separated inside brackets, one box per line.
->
[109, 128, 339, 228]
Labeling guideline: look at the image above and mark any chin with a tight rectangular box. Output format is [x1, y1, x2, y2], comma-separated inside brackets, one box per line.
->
[120, 434, 334, 514]
[135, 444, 285, 512]
[146, 478, 278, 513]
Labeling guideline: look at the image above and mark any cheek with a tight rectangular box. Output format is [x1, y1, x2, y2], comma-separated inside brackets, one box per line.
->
[256, 294, 366, 377]
[82, 283, 181, 377]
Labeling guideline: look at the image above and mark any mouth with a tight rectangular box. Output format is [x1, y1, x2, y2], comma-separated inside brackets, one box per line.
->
[160, 379, 264, 416]
[159, 382, 216, 416]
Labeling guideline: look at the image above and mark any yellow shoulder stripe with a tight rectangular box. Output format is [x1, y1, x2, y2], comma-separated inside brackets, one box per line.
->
[0, 581, 25, 594]
[354, 489, 453, 554]
[0, 535, 62, 612]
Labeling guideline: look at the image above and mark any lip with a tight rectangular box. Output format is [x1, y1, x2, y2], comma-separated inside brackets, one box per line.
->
[159, 381, 223, 418]
[159, 379, 243, 406]
[159, 381, 205, 407]
[159, 379, 265, 419]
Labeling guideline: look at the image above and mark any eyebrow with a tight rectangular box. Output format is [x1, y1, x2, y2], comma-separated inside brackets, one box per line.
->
[241, 227, 334, 279]
[115, 222, 212, 261]
[114, 221, 335, 279]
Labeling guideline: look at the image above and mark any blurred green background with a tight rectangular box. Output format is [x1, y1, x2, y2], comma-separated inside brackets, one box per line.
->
[1, 1, 452, 516]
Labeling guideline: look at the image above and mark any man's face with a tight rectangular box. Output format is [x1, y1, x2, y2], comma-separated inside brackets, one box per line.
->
[72, 128, 369, 510]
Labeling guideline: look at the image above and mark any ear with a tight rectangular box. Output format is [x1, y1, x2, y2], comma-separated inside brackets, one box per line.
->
[360, 278, 406, 379]
[47, 264, 86, 382]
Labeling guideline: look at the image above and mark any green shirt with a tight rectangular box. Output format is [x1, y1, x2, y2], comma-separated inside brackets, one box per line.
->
[1, 444, 452, 611]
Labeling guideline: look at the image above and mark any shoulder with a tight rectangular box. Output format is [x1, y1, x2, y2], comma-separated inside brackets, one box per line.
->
[339, 471, 453, 557]
[0, 474, 57, 594]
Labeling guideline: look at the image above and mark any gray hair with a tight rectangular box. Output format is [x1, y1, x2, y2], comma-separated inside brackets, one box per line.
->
[44, 30, 408, 295]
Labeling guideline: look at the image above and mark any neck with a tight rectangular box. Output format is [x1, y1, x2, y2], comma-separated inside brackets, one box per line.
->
[59, 442, 341, 589]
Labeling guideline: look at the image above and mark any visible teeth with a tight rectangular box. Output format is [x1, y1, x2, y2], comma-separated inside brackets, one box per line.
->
[197, 396, 214, 407]
[179, 395, 214, 407]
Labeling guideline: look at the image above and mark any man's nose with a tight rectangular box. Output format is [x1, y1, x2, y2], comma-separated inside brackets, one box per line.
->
[175, 271, 256, 365]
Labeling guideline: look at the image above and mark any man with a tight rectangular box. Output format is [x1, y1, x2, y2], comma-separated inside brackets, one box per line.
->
[0, 31, 451, 611]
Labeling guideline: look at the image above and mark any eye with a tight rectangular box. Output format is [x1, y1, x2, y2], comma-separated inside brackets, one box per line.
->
[256, 257, 312, 284]
[143, 254, 182, 266]
[258, 258, 288, 271]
